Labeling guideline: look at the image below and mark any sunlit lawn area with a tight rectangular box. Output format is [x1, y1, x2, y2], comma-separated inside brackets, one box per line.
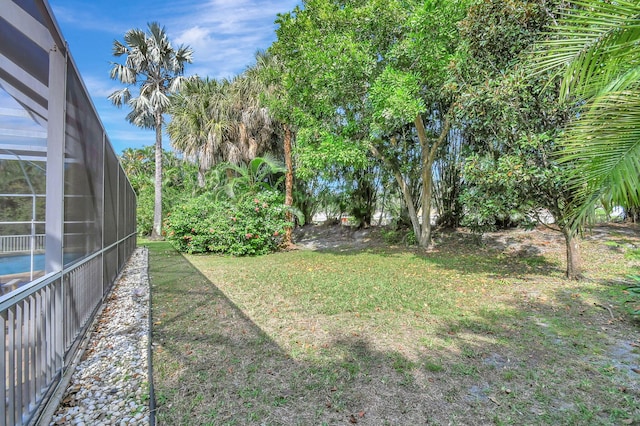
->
[148, 225, 640, 425]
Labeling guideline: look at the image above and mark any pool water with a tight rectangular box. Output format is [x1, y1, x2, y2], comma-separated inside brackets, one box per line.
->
[0, 253, 79, 275]
[0, 253, 45, 275]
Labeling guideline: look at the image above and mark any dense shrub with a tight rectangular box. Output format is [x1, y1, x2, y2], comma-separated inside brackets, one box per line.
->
[165, 191, 292, 256]
[626, 274, 640, 316]
[380, 227, 417, 246]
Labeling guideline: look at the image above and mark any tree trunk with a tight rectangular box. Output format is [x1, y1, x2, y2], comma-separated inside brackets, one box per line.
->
[377, 186, 388, 227]
[419, 164, 433, 246]
[369, 144, 421, 238]
[197, 167, 206, 188]
[283, 124, 294, 246]
[562, 227, 583, 280]
[150, 111, 163, 240]
[414, 112, 451, 248]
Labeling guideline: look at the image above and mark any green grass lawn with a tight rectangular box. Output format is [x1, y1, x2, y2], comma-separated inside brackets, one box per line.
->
[147, 225, 640, 425]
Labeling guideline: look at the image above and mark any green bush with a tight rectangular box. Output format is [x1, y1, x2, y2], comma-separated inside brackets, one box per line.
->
[136, 190, 154, 236]
[626, 274, 640, 316]
[165, 191, 292, 256]
[380, 226, 417, 246]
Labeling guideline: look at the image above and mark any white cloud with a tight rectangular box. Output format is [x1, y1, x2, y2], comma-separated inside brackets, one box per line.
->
[175, 26, 212, 50]
[168, 0, 299, 78]
[83, 75, 122, 99]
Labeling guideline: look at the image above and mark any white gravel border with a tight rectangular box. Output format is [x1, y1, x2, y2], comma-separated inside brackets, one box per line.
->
[49, 248, 151, 426]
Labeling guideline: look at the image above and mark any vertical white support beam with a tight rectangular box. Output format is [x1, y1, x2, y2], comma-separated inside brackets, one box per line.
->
[45, 44, 66, 274]
[45, 44, 66, 377]
[116, 154, 120, 269]
[101, 132, 105, 298]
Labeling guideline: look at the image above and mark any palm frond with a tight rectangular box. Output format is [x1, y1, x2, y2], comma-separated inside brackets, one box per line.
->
[107, 87, 131, 107]
[536, 0, 640, 227]
[126, 96, 155, 128]
[147, 22, 167, 47]
[562, 90, 640, 217]
[112, 40, 128, 56]
[169, 75, 188, 92]
[537, 0, 640, 100]
[124, 28, 147, 52]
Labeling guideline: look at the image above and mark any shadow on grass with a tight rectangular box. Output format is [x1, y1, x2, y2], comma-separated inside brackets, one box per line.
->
[149, 241, 454, 425]
[315, 242, 562, 279]
[147, 241, 640, 426]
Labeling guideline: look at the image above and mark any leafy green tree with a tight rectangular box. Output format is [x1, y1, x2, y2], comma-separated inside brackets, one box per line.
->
[455, 0, 585, 279]
[272, 0, 392, 232]
[109, 22, 193, 239]
[273, 0, 469, 246]
[537, 0, 640, 222]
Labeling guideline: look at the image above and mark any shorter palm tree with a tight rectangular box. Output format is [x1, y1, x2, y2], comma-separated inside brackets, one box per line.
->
[222, 155, 285, 200]
[168, 78, 233, 186]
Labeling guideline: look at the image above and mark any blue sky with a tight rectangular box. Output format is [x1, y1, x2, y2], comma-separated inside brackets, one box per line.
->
[49, 0, 299, 154]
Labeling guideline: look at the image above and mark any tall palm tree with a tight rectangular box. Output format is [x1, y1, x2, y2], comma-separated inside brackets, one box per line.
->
[109, 22, 193, 239]
[538, 0, 640, 222]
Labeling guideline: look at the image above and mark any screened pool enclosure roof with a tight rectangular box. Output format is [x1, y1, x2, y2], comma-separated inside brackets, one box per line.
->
[0, 0, 60, 160]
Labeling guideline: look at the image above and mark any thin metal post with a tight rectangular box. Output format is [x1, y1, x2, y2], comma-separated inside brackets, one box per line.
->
[101, 133, 105, 299]
[31, 194, 35, 281]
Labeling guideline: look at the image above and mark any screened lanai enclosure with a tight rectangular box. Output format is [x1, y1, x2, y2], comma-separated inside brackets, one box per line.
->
[1, 1, 137, 425]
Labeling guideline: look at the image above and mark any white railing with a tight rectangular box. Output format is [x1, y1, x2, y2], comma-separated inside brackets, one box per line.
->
[1, 234, 137, 426]
[0, 235, 45, 254]
[2, 277, 63, 426]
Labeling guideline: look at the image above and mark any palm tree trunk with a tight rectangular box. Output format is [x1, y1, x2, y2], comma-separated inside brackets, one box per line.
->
[562, 226, 582, 280]
[151, 111, 163, 240]
[283, 124, 294, 246]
